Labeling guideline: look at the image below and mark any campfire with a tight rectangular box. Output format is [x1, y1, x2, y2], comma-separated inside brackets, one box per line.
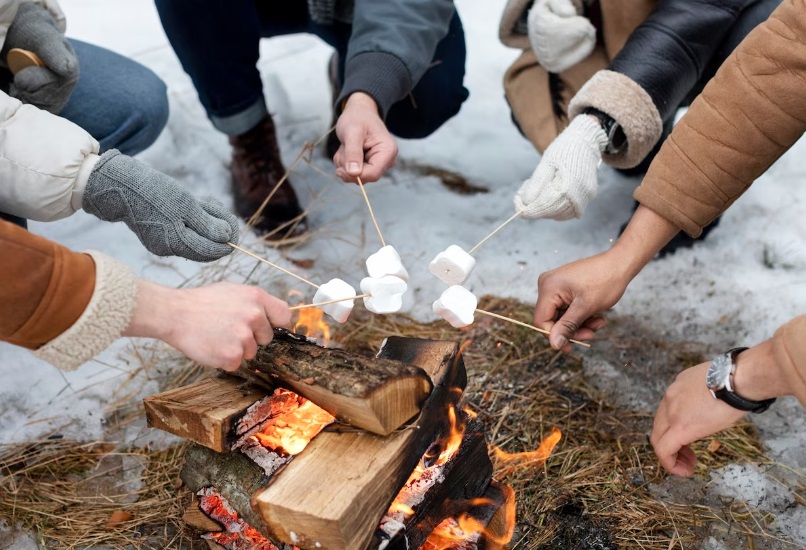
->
[144, 331, 560, 549]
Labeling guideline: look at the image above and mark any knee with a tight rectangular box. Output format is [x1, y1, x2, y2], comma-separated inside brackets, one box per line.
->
[114, 72, 170, 156]
[387, 85, 469, 140]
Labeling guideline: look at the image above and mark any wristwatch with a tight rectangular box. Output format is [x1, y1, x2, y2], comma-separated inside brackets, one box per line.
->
[705, 347, 776, 413]
[583, 107, 626, 155]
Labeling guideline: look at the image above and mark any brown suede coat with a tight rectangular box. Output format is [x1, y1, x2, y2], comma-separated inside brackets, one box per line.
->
[0, 219, 96, 349]
[634, 0, 806, 406]
[502, 0, 655, 153]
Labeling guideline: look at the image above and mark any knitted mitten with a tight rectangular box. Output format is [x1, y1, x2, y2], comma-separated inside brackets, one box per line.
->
[528, 0, 596, 73]
[83, 150, 240, 262]
[2, 2, 78, 113]
[514, 115, 607, 221]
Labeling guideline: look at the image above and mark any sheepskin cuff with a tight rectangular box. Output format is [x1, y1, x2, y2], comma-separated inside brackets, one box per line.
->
[500, 0, 584, 49]
[34, 251, 137, 371]
[568, 70, 663, 169]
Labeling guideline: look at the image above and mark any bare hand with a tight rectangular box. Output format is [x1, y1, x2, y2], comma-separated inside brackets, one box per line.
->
[534, 251, 628, 351]
[334, 92, 398, 183]
[651, 341, 789, 477]
[124, 281, 292, 371]
[650, 362, 746, 477]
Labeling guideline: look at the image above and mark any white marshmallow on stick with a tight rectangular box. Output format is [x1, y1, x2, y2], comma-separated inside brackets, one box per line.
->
[360, 276, 407, 314]
[429, 245, 477, 286]
[432, 285, 478, 328]
[366, 245, 409, 282]
[312, 278, 357, 323]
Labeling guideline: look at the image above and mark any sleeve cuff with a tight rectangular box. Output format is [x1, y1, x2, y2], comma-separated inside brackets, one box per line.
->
[336, 51, 412, 120]
[34, 251, 137, 371]
[569, 70, 663, 169]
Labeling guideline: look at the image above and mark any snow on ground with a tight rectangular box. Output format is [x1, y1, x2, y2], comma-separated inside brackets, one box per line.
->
[1, 0, 805, 546]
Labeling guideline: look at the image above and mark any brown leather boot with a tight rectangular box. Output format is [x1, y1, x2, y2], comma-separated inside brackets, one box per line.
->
[229, 115, 306, 238]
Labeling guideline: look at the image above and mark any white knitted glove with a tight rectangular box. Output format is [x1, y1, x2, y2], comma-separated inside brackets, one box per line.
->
[514, 115, 607, 221]
[527, 0, 596, 73]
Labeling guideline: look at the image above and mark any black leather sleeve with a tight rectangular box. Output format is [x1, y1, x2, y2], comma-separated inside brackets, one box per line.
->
[608, 0, 756, 122]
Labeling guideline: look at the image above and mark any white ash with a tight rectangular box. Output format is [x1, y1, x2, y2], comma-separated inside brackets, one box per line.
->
[237, 439, 290, 476]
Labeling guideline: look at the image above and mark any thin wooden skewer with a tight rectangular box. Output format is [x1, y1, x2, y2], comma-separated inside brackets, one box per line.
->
[475, 308, 591, 348]
[468, 212, 521, 255]
[290, 294, 371, 311]
[227, 242, 319, 289]
[356, 176, 386, 247]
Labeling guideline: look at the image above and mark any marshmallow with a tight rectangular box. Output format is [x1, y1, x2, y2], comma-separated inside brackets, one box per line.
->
[432, 286, 477, 328]
[366, 245, 409, 282]
[429, 245, 476, 286]
[312, 278, 357, 324]
[360, 276, 408, 314]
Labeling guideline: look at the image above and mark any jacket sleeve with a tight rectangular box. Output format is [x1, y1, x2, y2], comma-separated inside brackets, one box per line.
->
[569, 0, 757, 169]
[633, 0, 806, 237]
[0, 89, 100, 221]
[0, 219, 137, 371]
[772, 316, 806, 408]
[0, 0, 66, 53]
[335, 0, 456, 118]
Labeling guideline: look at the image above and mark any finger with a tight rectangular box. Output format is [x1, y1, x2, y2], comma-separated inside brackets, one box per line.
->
[252, 314, 274, 347]
[650, 400, 670, 448]
[653, 429, 696, 477]
[582, 316, 607, 331]
[338, 124, 366, 177]
[259, 293, 292, 329]
[335, 167, 355, 183]
[242, 333, 259, 361]
[361, 147, 397, 183]
[32, 33, 78, 77]
[548, 299, 594, 350]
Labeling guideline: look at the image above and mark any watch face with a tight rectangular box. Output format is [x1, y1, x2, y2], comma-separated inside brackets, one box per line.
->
[706, 353, 732, 391]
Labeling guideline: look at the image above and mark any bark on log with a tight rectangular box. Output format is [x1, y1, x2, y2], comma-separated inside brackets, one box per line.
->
[144, 376, 270, 452]
[251, 337, 466, 550]
[238, 329, 433, 435]
[375, 417, 493, 550]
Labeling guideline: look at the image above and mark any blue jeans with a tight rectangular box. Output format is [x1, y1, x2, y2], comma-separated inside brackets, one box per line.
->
[61, 39, 169, 156]
[155, 0, 468, 138]
[0, 40, 169, 228]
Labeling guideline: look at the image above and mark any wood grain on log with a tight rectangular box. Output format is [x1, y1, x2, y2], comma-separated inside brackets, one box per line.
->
[251, 337, 467, 550]
[144, 376, 270, 452]
[239, 330, 434, 436]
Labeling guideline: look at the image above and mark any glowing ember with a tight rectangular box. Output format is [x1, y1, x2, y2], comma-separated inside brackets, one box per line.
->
[250, 389, 334, 456]
[423, 486, 516, 549]
[493, 426, 562, 475]
[294, 306, 331, 347]
[198, 487, 279, 550]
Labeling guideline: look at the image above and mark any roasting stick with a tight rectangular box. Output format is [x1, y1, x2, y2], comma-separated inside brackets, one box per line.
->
[475, 308, 591, 348]
[289, 294, 371, 311]
[356, 176, 386, 247]
[468, 212, 521, 255]
[226, 242, 319, 288]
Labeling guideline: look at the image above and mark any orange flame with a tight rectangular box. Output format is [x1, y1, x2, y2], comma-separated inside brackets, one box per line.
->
[250, 389, 334, 456]
[293, 306, 332, 347]
[423, 486, 516, 549]
[494, 427, 562, 476]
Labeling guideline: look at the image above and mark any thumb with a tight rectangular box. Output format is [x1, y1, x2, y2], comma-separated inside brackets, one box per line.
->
[339, 125, 366, 177]
[549, 299, 593, 350]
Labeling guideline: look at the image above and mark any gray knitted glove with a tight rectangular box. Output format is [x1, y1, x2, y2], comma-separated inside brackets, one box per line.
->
[2, 2, 78, 113]
[83, 150, 239, 262]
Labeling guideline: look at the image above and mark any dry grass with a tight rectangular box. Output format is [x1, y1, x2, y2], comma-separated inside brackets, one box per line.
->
[2, 294, 803, 549]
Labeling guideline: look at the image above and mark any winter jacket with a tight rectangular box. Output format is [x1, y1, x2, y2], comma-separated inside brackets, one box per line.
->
[633, 0, 806, 406]
[500, 0, 776, 169]
[332, 0, 457, 119]
[0, 89, 100, 221]
[0, 0, 100, 223]
[0, 218, 137, 371]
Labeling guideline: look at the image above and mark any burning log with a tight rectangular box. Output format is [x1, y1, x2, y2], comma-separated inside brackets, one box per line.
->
[249, 337, 466, 549]
[375, 417, 493, 549]
[144, 376, 270, 452]
[238, 329, 434, 435]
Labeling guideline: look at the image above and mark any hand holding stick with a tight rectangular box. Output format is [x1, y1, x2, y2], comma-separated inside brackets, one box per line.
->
[475, 308, 591, 348]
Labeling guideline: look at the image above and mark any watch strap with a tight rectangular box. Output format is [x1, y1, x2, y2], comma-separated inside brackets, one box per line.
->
[712, 347, 776, 414]
[582, 107, 625, 155]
